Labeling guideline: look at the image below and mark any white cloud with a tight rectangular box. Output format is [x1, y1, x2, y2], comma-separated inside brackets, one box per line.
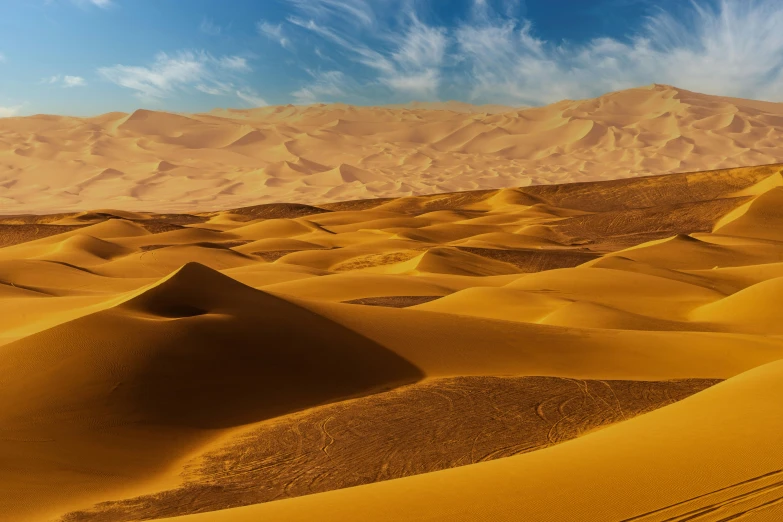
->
[456, 0, 783, 104]
[196, 81, 234, 96]
[287, 0, 376, 27]
[217, 56, 250, 71]
[383, 18, 447, 98]
[281, 0, 783, 105]
[99, 52, 206, 100]
[288, 6, 448, 100]
[383, 69, 440, 99]
[0, 105, 22, 118]
[0, 52, 5, 63]
[98, 51, 252, 101]
[88, 0, 111, 6]
[236, 89, 268, 107]
[63, 75, 87, 87]
[293, 70, 346, 104]
[41, 75, 87, 87]
[258, 21, 290, 49]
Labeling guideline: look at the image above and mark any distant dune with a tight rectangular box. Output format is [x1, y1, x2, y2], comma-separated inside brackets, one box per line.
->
[3, 163, 783, 520]
[6, 84, 783, 213]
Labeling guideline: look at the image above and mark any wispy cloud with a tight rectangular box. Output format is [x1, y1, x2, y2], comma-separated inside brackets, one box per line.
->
[217, 56, 250, 72]
[280, 0, 783, 105]
[287, 2, 448, 101]
[236, 88, 267, 107]
[196, 81, 233, 96]
[287, 0, 376, 27]
[258, 21, 290, 49]
[98, 51, 253, 102]
[42, 75, 88, 87]
[458, 0, 783, 104]
[292, 70, 347, 104]
[0, 52, 5, 63]
[63, 75, 87, 87]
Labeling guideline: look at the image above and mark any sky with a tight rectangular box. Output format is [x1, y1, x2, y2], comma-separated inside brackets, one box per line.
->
[1, 0, 783, 116]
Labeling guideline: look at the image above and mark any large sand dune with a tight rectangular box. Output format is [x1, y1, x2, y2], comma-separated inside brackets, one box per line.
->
[6, 85, 783, 214]
[3, 162, 783, 520]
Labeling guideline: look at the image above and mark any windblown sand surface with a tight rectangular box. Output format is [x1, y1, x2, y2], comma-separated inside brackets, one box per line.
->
[6, 84, 783, 214]
[2, 161, 783, 521]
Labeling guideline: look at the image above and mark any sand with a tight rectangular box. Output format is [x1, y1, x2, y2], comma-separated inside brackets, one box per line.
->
[3, 128, 783, 519]
[6, 84, 783, 214]
[1, 160, 783, 521]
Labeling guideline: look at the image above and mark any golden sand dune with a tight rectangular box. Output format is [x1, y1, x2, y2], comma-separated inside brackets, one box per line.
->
[3, 163, 783, 520]
[7, 85, 783, 214]
[164, 358, 783, 522]
[63, 377, 716, 522]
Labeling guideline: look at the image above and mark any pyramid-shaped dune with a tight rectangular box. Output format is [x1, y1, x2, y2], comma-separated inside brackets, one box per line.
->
[0, 262, 422, 430]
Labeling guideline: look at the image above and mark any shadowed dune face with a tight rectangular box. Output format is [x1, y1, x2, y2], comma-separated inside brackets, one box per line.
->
[161, 359, 783, 522]
[4, 162, 783, 521]
[61, 377, 717, 522]
[7, 85, 783, 213]
[0, 262, 423, 430]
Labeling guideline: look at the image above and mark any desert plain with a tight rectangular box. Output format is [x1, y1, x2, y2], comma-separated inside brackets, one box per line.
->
[1, 85, 783, 521]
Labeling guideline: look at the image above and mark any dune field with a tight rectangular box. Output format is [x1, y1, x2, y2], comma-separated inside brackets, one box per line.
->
[6, 84, 783, 214]
[2, 157, 783, 520]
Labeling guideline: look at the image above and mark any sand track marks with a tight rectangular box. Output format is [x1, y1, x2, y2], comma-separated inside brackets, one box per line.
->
[60, 376, 717, 521]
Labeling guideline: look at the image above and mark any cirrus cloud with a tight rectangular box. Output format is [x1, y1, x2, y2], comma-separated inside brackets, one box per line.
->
[98, 50, 260, 106]
[280, 0, 783, 105]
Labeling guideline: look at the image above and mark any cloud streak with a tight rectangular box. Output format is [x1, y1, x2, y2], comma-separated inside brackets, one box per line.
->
[286, 4, 448, 101]
[44, 75, 87, 87]
[258, 21, 290, 49]
[236, 88, 267, 107]
[280, 0, 783, 105]
[292, 70, 347, 104]
[456, 0, 783, 104]
[98, 51, 258, 106]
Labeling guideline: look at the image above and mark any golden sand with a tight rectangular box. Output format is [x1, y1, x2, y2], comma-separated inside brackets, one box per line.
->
[6, 84, 783, 214]
[2, 159, 783, 521]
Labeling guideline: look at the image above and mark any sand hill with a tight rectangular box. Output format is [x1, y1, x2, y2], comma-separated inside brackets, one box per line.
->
[5, 85, 783, 214]
[2, 163, 783, 520]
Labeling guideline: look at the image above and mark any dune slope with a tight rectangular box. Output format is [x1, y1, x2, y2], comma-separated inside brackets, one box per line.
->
[162, 358, 783, 522]
[0, 262, 421, 521]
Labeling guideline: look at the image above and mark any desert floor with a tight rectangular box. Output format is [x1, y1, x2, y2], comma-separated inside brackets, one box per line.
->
[1, 162, 783, 521]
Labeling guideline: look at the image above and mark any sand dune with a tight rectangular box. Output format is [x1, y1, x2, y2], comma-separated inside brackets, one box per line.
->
[164, 358, 783, 522]
[3, 162, 783, 520]
[8, 85, 783, 213]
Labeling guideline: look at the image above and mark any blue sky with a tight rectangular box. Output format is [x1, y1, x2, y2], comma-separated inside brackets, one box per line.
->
[1, 0, 782, 116]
